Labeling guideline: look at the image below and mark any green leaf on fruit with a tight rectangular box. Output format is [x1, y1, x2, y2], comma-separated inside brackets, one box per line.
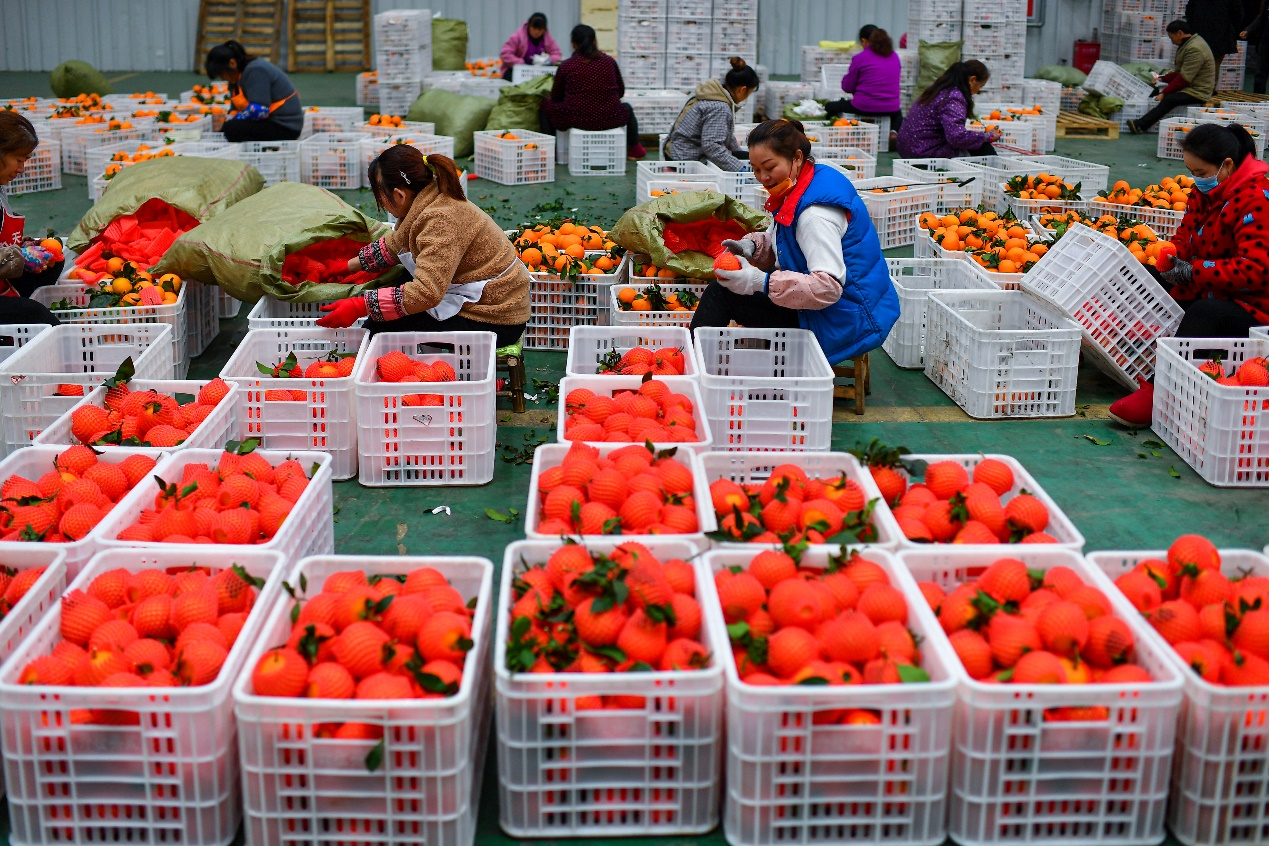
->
[589, 644, 626, 664]
[897, 664, 931, 683]
[365, 739, 384, 772]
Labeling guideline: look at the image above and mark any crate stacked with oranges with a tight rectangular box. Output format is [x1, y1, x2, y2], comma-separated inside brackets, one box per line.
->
[1092, 175, 1192, 239]
[512, 221, 624, 350]
[918, 208, 1051, 284]
[373, 9, 432, 115]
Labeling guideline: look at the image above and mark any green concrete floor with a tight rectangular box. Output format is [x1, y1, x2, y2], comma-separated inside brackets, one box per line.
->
[1, 70, 1265, 846]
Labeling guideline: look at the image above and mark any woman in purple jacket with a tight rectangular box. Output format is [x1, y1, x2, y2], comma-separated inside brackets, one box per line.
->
[500, 13, 562, 80]
[895, 60, 1002, 159]
[825, 27, 904, 143]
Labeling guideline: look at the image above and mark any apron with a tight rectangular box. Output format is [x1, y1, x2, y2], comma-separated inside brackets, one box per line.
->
[228, 88, 296, 118]
[0, 205, 24, 246]
[395, 249, 514, 321]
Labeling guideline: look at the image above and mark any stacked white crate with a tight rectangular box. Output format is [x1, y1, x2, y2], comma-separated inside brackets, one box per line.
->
[909, 0, 963, 47]
[1022, 77, 1061, 151]
[623, 89, 689, 135]
[711, 2, 758, 78]
[800, 47, 856, 87]
[1099, 0, 1175, 66]
[1220, 39, 1247, 90]
[619, 0, 669, 88]
[898, 47, 920, 109]
[962, 0, 1028, 101]
[373, 9, 431, 116]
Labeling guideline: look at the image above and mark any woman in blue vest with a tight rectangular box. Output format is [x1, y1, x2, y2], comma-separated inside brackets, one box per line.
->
[691, 119, 899, 364]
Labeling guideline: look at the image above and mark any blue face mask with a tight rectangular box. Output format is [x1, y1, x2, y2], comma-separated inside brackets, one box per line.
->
[1193, 175, 1220, 193]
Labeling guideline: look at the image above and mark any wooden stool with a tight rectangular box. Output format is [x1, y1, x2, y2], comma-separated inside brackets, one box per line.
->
[833, 353, 870, 415]
[496, 338, 526, 413]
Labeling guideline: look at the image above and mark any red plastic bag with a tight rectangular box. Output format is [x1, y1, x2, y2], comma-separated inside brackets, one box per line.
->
[280, 237, 383, 288]
[662, 218, 749, 258]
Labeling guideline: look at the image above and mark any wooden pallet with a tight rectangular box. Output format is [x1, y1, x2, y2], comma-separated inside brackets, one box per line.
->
[1215, 90, 1269, 104]
[288, 0, 371, 73]
[1055, 111, 1120, 140]
[194, 0, 282, 71]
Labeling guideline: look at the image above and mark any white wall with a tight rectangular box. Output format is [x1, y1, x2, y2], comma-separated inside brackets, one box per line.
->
[0, 0, 1103, 76]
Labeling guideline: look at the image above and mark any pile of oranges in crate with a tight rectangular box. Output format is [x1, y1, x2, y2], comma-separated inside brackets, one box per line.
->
[513, 221, 621, 277]
[1097, 176, 1194, 212]
[101, 145, 177, 181]
[919, 208, 1051, 275]
[466, 59, 502, 77]
[1035, 211, 1177, 268]
[615, 283, 700, 314]
[366, 114, 406, 128]
[1004, 173, 1081, 201]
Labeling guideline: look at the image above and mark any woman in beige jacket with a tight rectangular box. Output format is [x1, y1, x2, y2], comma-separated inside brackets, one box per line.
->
[318, 146, 530, 345]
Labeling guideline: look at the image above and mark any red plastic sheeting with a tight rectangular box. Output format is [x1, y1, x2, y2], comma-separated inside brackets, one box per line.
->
[662, 218, 749, 259]
[280, 237, 381, 288]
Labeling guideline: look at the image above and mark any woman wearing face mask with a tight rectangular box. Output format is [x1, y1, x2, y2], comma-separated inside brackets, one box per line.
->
[315, 145, 530, 344]
[691, 119, 899, 364]
[1108, 122, 1269, 427]
[0, 111, 62, 325]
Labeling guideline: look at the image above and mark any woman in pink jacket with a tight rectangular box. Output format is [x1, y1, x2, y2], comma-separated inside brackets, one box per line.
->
[500, 13, 562, 80]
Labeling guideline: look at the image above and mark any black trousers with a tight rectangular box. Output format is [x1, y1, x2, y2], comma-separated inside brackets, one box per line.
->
[10, 259, 63, 299]
[221, 118, 302, 142]
[0, 296, 59, 325]
[1174, 297, 1260, 338]
[688, 282, 802, 332]
[823, 99, 904, 133]
[366, 310, 527, 348]
[1134, 91, 1204, 132]
[539, 102, 641, 148]
[1256, 39, 1269, 93]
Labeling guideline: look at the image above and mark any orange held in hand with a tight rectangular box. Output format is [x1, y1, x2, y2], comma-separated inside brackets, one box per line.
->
[713, 252, 741, 275]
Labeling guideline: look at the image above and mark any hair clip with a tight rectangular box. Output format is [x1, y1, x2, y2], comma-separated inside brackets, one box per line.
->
[400, 170, 411, 185]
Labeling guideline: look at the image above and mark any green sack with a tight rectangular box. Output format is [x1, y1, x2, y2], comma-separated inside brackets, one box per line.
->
[609, 191, 771, 279]
[49, 60, 113, 98]
[916, 40, 963, 97]
[485, 74, 555, 132]
[67, 156, 263, 252]
[408, 88, 495, 157]
[152, 182, 404, 303]
[1033, 64, 1087, 87]
[432, 18, 469, 71]
[1078, 93, 1126, 119]
[1121, 62, 1162, 86]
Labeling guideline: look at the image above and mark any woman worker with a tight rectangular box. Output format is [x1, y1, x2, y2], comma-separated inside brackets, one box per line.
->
[1109, 123, 1269, 427]
[895, 60, 1001, 158]
[500, 12, 562, 80]
[0, 112, 63, 325]
[539, 25, 646, 160]
[205, 40, 303, 143]
[316, 145, 530, 345]
[662, 58, 760, 170]
[692, 119, 899, 365]
[825, 27, 904, 145]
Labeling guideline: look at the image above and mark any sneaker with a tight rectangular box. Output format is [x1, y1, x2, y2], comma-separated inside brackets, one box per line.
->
[1108, 377, 1155, 427]
[627, 143, 647, 160]
[1126, 119, 1143, 135]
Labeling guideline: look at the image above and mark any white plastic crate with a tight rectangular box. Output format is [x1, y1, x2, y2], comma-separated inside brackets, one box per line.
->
[623, 89, 690, 135]
[0, 547, 66, 675]
[1152, 336, 1269, 486]
[377, 46, 433, 84]
[94, 447, 335, 560]
[0, 324, 50, 366]
[644, 178, 721, 202]
[1020, 223, 1184, 389]
[458, 76, 509, 101]
[884, 257, 1000, 369]
[1158, 117, 1266, 159]
[667, 17, 713, 53]
[817, 63, 851, 99]
[1001, 184, 1089, 221]
[1088, 547, 1269, 846]
[698, 451, 903, 549]
[713, 18, 758, 54]
[966, 119, 1034, 153]
[1027, 153, 1111, 193]
[962, 21, 1026, 55]
[360, 132, 455, 187]
[356, 71, 379, 106]
[235, 554, 492, 846]
[909, 17, 962, 43]
[764, 82, 816, 120]
[301, 106, 368, 136]
[34, 378, 239, 458]
[619, 15, 669, 53]
[565, 325, 697, 378]
[6, 142, 60, 194]
[666, 54, 714, 89]
[636, 160, 716, 203]
[525, 268, 621, 351]
[360, 119, 435, 137]
[800, 47, 854, 84]
[473, 130, 555, 185]
[524, 444, 713, 541]
[852, 176, 939, 249]
[958, 155, 1042, 213]
[705, 163, 761, 202]
[233, 139, 301, 186]
[0, 547, 284, 846]
[804, 121, 881, 157]
[247, 297, 366, 330]
[299, 132, 369, 189]
[568, 127, 626, 177]
[700, 547, 955, 846]
[895, 453, 1086, 550]
[218, 288, 240, 318]
[815, 150, 876, 180]
[623, 54, 666, 89]
[510, 62, 556, 84]
[374, 7, 430, 47]
[378, 81, 422, 117]
[692, 327, 834, 452]
[496, 539, 723, 837]
[923, 290, 1082, 419]
[900, 546, 1182, 846]
[220, 328, 369, 481]
[0, 324, 175, 454]
[186, 279, 221, 360]
[557, 375, 712, 452]
[609, 258, 708, 328]
[60, 123, 147, 175]
[352, 331, 496, 487]
[891, 157, 984, 213]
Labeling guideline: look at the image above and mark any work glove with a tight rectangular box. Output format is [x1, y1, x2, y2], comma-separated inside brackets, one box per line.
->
[720, 238, 756, 260]
[1159, 256, 1193, 287]
[715, 256, 767, 297]
[317, 296, 369, 328]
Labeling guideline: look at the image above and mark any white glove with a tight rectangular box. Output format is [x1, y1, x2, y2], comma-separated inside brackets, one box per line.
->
[715, 256, 767, 296]
[721, 238, 756, 260]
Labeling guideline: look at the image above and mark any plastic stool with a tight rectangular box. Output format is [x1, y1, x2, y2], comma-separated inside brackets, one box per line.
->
[497, 337, 526, 413]
[833, 353, 870, 415]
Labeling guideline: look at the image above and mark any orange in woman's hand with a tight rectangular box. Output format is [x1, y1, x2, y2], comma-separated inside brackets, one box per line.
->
[714, 252, 741, 274]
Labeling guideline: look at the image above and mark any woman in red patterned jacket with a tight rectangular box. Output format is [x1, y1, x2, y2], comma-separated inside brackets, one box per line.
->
[1109, 122, 1269, 426]
[539, 25, 645, 159]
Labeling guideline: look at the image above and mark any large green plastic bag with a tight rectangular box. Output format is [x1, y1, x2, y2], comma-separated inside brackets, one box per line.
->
[916, 41, 963, 96]
[433, 18, 469, 71]
[68, 157, 263, 252]
[1033, 65, 1087, 87]
[1122, 63, 1162, 86]
[1079, 93, 1125, 119]
[50, 60, 113, 97]
[408, 88, 495, 157]
[153, 182, 404, 303]
[485, 74, 555, 132]
[610, 191, 770, 279]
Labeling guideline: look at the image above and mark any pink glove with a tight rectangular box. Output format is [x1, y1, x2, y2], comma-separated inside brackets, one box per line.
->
[317, 296, 369, 328]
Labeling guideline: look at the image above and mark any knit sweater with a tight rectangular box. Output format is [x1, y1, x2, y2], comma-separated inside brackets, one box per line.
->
[358, 183, 530, 325]
[540, 52, 628, 131]
[839, 46, 902, 113]
[664, 78, 744, 170]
